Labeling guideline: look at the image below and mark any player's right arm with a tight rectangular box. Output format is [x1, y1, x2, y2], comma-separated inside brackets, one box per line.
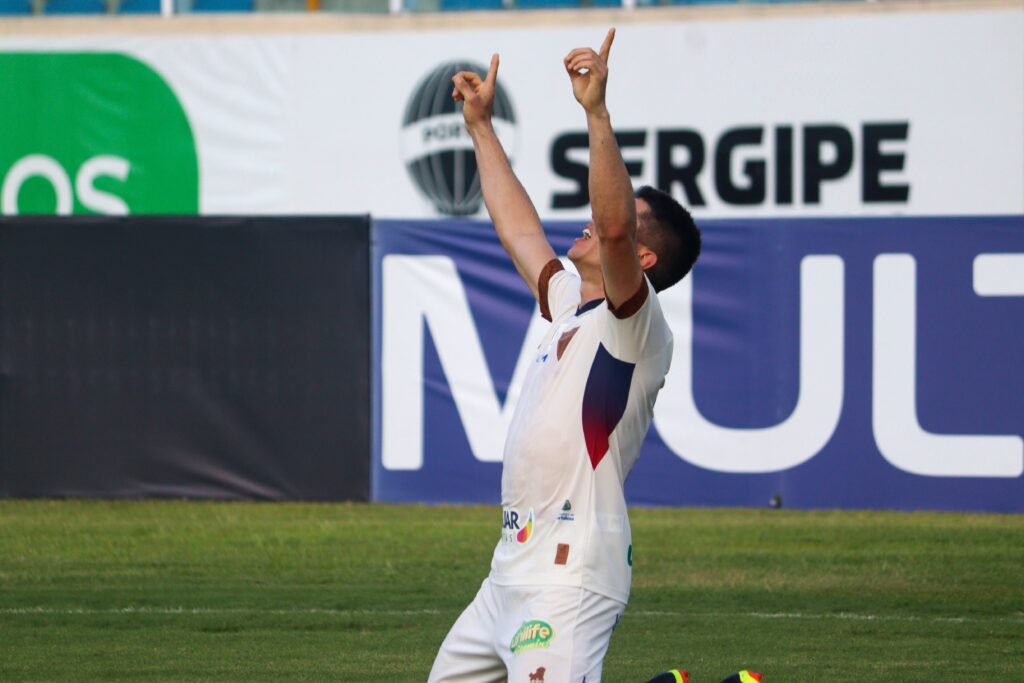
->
[452, 55, 557, 302]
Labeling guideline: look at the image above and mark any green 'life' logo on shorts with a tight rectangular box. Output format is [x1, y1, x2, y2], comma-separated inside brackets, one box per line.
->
[0, 53, 198, 216]
[509, 620, 554, 655]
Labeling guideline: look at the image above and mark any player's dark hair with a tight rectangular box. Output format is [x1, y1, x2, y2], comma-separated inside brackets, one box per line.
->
[635, 185, 701, 292]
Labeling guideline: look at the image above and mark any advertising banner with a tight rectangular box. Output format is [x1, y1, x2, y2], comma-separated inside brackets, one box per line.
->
[373, 217, 1024, 512]
[1, 5, 1021, 219]
[0, 216, 371, 500]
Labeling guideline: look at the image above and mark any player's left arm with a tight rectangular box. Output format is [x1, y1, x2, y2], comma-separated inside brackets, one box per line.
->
[564, 28, 646, 312]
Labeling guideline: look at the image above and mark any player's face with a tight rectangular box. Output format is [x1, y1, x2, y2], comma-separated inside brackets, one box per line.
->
[567, 221, 598, 265]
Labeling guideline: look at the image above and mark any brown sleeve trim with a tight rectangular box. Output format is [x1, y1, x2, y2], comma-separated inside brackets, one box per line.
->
[537, 259, 566, 322]
[606, 279, 650, 320]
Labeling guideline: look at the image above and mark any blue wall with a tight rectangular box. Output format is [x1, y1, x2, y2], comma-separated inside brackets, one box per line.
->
[372, 216, 1024, 512]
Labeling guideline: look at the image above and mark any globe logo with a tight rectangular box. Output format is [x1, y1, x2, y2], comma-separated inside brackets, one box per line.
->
[401, 60, 517, 217]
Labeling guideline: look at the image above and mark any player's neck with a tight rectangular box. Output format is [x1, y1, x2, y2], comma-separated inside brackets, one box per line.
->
[578, 274, 605, 308]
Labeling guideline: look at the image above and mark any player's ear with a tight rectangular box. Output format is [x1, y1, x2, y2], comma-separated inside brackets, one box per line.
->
[637, 245, 658, 272]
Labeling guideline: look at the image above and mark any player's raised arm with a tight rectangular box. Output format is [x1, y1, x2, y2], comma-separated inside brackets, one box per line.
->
[452, 55, 557, 301]
[564, 28, 645, 310]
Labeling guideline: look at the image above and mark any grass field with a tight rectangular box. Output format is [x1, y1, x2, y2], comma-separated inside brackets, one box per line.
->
[0, 501, 1021, 682]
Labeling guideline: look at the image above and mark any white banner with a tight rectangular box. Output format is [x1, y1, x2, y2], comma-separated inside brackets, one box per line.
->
[1, 5, 1021, 219]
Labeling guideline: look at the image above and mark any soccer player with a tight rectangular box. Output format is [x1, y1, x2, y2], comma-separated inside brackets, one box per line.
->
[430, 28, 701, 683]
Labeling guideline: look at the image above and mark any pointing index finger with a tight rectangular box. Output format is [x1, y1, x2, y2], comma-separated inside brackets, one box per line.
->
[486, 53, 500, 86]
[599, 27, 615, 62]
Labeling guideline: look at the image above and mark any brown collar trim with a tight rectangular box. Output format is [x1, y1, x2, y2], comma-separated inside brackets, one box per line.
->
[537, 259, 565, 322]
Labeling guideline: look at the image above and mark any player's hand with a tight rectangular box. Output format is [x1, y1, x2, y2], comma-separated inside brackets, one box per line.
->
[564, 28, 615, 116]
[452, 54, 500, 132]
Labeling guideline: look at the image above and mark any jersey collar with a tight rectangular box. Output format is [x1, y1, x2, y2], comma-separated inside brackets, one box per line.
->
[575, 298, 605, 317]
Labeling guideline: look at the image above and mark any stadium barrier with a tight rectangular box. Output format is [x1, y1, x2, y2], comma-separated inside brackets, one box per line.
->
[0, 2, 1020, 509]
[1, 216, 1020, 510]
[0, 216, 371, 500]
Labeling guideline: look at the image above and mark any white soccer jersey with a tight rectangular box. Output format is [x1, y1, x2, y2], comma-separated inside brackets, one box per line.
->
[489, 259, 673, 604]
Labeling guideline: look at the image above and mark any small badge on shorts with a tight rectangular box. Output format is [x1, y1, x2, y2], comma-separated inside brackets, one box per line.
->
[510, 620, 554, 655]
[554, 543, 570, 565]
[529, 667, 546, 683]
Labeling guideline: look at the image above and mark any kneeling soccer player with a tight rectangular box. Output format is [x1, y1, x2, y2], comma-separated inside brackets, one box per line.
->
[429, 28, 701, 683]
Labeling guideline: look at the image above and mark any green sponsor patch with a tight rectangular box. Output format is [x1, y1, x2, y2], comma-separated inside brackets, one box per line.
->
[0, 53, 198, 215]
[509, 619, 554, 655]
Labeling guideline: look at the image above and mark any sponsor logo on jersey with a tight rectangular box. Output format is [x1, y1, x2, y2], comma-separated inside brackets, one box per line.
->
[502, 507, 534, 544]
[557, 499, 574, 522]
[510, 620, 554, 655]
[529, 666, 546, 682]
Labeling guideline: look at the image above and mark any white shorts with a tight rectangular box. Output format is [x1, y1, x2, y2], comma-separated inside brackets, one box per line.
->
[428, 578, 625, 683]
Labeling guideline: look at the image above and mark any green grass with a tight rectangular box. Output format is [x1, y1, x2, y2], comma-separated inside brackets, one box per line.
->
[0, 501, 1021, 682]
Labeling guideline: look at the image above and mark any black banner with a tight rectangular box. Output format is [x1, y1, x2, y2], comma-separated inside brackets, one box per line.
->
[0, 216, 370, 500]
